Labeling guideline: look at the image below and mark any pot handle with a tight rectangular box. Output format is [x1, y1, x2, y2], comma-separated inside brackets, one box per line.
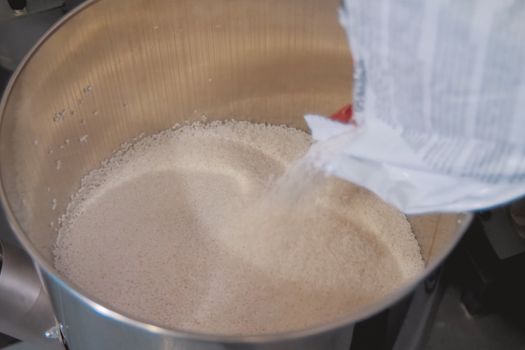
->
[0, 240, 63, 348]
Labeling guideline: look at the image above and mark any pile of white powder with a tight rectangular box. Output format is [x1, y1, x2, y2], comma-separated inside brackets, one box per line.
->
[54, 120, 424, 335]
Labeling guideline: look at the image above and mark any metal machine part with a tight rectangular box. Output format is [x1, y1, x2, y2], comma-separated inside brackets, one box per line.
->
[0, 0, 471, 348]
[0, 0, 65, 70]
[0, 241, 60, 348]
[456, 213, 525, 318]
[0, 0, 64, 21]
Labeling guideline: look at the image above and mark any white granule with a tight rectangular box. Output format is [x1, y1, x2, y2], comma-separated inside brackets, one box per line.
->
[54, 120, 423, 335]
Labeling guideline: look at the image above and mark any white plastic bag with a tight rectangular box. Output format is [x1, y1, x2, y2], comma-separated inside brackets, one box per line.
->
[306, 0, 525, 214]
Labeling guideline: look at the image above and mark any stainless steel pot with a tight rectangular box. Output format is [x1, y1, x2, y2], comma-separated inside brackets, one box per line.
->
[0, 0, 472, 349]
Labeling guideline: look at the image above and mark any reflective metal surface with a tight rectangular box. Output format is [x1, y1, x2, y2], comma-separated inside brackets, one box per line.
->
[0, 241, 60, 348]
[0, 0, 471, 348]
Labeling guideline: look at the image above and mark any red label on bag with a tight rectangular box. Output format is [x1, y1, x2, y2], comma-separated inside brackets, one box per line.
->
[329, 104, 354, 125]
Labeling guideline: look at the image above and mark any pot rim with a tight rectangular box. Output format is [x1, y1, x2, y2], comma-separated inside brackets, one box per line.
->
[0, 0, 473, 344]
